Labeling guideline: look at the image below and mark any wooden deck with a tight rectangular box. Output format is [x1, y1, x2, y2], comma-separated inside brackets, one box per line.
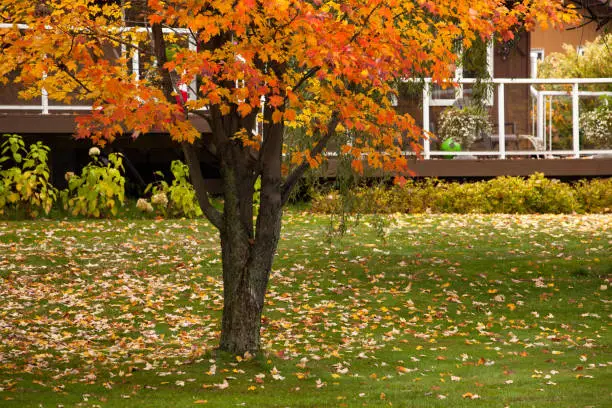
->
[402, 157, 612, 178]
[322, 157, 612, 179]
[2, 113, 611, 182]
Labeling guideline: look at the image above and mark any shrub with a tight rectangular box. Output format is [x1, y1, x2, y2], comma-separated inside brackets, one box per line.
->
[0, 134, 57, 217]
[574, 178, 612, 213]
[311, 174, 610, 214]
[437, 105, 492, 148]
[580, 99, 612, 148]
[142, 160, 202, 218]
[538, 34, 612, 150]
[61, 151, 125, 218]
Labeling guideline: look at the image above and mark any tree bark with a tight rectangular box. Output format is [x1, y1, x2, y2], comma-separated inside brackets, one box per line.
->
[218, 235, 272, 354]
[217, 120, 283, 354]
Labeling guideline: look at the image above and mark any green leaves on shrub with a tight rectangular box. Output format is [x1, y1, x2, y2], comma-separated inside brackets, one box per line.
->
[0, 134, 57, 217]
[61, 152, 125, 218]
[311, 173, 611, 214]
[141, 160, 203, 218]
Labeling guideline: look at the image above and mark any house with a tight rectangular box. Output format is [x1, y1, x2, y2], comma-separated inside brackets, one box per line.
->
[531, 24, 600, 62]
[1, 4, 611, 184]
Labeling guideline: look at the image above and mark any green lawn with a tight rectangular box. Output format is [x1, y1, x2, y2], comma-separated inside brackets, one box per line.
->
[0, 213, 610, 407]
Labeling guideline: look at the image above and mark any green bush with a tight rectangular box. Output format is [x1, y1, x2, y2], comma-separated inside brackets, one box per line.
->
[141, 160, 203, 218]
[0, 134, 57, 217]
[311, 174, 611, 214]
[61, 150, 125, 218]
[573, 178, 612, 213]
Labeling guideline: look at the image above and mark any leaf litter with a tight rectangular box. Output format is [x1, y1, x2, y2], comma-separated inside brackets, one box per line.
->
[0, 214, 610, 406]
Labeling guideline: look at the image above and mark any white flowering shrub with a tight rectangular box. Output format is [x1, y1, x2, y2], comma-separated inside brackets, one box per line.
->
[143, 160, 202, 218]
[136, 198, 154, 213]
[580, 100, 612, 148]
[437, 106, 492, 148]
[151, 191, 169, 207]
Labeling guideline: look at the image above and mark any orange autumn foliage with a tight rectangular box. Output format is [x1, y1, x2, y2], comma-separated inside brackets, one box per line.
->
[0, 0, 577, 171]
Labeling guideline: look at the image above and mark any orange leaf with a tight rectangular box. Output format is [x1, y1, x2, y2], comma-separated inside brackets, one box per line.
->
[272, 110, 283, 124]
[237, 104, 252, 117]
[284, 109, 296, 121]
[148, 14, 164, 24]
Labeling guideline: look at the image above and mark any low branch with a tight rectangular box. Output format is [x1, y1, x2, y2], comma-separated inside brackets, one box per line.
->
[182, 142, 223, 230]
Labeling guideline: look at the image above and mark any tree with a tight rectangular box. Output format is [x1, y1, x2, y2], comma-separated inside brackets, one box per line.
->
[0, 0, 577, 354]
[566, 0, 611, 30]
[537, 33, 611, 149]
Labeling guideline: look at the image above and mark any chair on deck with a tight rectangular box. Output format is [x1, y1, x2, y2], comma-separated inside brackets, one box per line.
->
[489, 122, 519, 150]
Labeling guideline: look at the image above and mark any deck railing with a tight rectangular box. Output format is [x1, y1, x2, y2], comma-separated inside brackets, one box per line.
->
[2, 23, 611, 159]
[420, 78, 612, 159]
[1, 54, 611, 159]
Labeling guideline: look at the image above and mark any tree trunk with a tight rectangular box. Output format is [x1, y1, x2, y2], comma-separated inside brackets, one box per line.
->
[218, 182, 281, 354]
[217, 124, 283, 355]
[218, 238, 272, 354]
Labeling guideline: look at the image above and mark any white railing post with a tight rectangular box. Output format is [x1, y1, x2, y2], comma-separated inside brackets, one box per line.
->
[422, 81, 430, 159]
[188, 37, 198, 100]
[572, 82, 580, 158]
[41, 72, 49, 114]
[530, 55, 538, 79]
[537, 89, 544, 147]
[548, 96, 553, 151]
[132, 47, 140, 80]
[498, 83, 505, 159]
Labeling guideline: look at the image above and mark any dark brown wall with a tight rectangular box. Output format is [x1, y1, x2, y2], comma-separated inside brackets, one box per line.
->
[397, 32, 532, 149]
[492, 31, 531, 135]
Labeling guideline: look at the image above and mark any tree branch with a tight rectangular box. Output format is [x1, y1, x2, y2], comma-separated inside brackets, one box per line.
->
[52, 58, 93, 94]
[149, 23, 223, 230]
[182, 142, 223, 230]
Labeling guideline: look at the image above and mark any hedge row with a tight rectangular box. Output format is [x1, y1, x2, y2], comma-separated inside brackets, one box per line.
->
[311, 174, 612, 214]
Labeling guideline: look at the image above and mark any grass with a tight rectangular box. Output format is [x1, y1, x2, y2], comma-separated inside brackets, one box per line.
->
[0, 212, 610, 407]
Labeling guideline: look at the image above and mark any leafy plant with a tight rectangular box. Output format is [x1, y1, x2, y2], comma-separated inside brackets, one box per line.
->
[538, 34, 612, 149]
[437, 105, 492, 148]
[0, 134, 57, 217]
[311, 174, 611, 214]
[143, 160, 202, 218]
[61, 151, 125, 218]
[538, 34, 612, 81]
[573, 178, 612, 213]
[580, 98, 612, 148]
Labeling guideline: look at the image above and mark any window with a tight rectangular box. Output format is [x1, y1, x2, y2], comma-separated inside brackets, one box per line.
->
[430, 40, 494, 106]
[529, 49, 545, 78]
[530, 49, 545, 61]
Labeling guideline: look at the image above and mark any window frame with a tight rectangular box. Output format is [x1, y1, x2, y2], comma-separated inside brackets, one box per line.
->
[430, 40, 494, 107]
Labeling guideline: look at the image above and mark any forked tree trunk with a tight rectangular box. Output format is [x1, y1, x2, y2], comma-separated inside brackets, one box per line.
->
[151, 22, 284, 355]
[216, 129, 283, 354]
[217, 194, 282, 354]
